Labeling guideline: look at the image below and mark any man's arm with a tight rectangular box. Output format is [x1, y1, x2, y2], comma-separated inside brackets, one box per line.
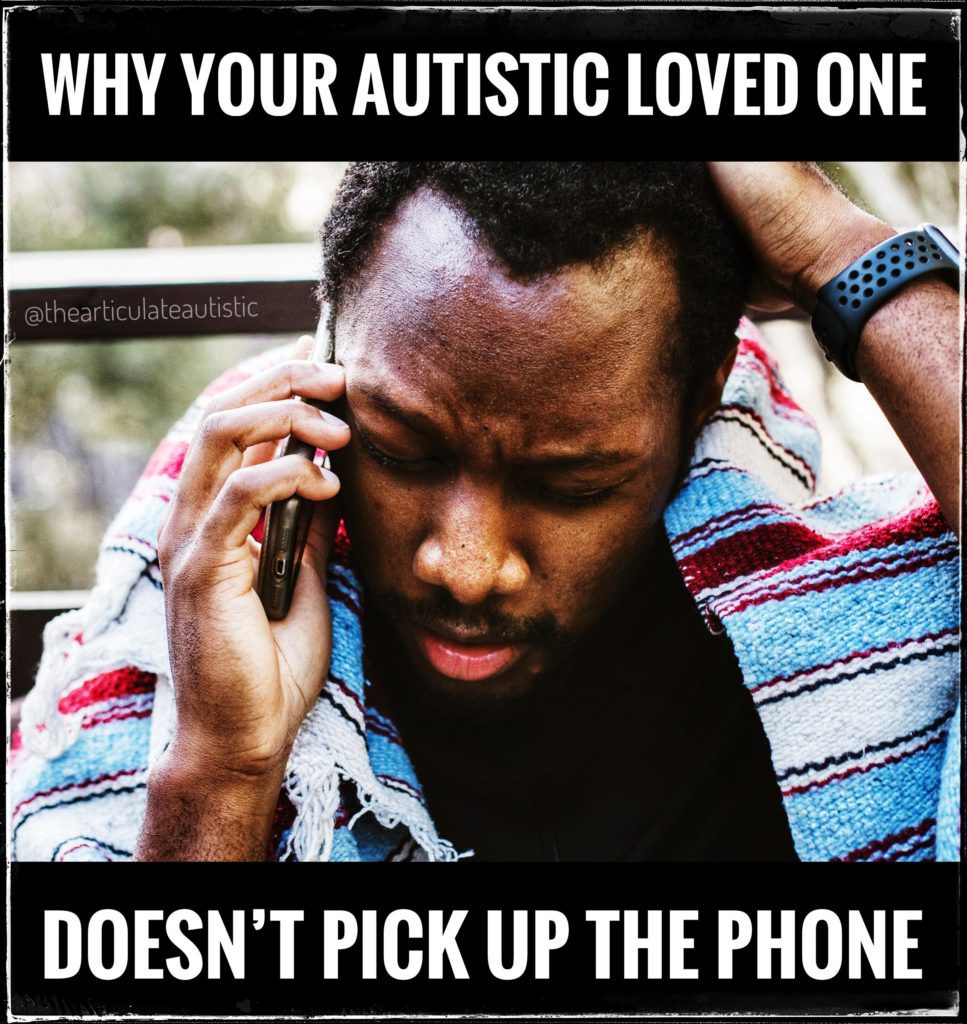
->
[708, 162, 961, 533]
[137, 738, 287, 860]
[135, 338, 351, 861]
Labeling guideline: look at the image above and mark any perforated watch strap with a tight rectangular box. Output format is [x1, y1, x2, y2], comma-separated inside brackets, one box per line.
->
[811, 224, 961, 381]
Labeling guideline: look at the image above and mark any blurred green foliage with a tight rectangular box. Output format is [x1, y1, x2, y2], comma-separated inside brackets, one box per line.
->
[10, 163, 317, 251]
[9, 163, 346, 589]
[11, 337, 258, 446]
[10, 337, 267, 589]
[823, 161, 959, 226]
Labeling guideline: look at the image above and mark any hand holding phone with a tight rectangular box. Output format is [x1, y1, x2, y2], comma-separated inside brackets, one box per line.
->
[149, 323, 349, 858]
[257, 317, 337, 619]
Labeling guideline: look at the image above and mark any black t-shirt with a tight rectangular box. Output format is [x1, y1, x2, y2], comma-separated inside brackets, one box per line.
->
[366, 536, 798, 862]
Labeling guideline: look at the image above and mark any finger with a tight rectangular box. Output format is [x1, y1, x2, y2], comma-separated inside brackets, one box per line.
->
[175, 358, 345, 517]
[175, 398, 349, 515]
[744, 297, 798, 317]
[743, 270, 797, 315]
[272, 499, 340, 696]
[242, 439, 283, 469]
[204, 359, 346, 418]
[201, 455, 340, 553]
[294, 333, 315, 359]
[301, 485, 341, 582]
[287, 496, 341, 619]
[156, 500, 174, 544]
[269, 424, 344, 709]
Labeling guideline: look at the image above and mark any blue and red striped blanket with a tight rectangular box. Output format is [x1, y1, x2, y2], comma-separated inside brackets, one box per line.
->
[9, 320, 960, 862]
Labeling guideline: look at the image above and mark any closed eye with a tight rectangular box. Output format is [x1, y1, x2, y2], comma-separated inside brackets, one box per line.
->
[533, 482, 622, 508]
[356, 427, 439, 470]
[357, 424, 627, 507]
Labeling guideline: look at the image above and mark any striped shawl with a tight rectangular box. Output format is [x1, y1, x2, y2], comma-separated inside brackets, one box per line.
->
[9, 320, 961, 862]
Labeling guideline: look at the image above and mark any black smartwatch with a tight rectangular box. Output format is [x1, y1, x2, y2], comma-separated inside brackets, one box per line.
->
[811, 223, 961, 382]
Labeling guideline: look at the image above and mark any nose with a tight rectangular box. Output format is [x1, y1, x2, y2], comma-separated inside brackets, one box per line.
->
[412, 479, 530, 605]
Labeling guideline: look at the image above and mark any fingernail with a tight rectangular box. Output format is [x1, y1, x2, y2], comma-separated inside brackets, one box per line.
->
[321, 467, 340, 485]
[320, 410, 349, 431]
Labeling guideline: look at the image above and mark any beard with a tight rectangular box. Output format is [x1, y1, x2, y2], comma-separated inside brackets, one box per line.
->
[373, 586, 568, 647]
[363, 586, 589, 722]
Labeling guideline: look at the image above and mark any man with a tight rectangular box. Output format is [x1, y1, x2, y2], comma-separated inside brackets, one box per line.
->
[10, 162, 960, 862]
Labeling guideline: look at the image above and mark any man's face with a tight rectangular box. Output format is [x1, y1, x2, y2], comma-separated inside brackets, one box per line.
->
[334, 187, 701, 717]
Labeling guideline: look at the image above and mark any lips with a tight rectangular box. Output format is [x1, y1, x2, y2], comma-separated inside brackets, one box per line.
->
[412, 625, 527, 682]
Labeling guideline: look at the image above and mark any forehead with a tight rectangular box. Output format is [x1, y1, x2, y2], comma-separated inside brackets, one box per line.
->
[336, 187, 682, 429]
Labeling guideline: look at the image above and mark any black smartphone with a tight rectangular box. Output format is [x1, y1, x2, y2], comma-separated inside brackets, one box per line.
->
[256, 313, 336, 620]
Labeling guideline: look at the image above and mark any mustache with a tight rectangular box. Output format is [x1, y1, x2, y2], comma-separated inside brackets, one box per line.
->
[373, 588, 568, 648]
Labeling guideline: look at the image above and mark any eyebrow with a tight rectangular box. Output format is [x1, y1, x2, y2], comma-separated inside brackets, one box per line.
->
[353, 382, 647, 469]
[352, 383, 440, 436]
[519, 450, 645, 469]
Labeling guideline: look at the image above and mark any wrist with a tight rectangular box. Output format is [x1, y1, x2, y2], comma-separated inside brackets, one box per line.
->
[138, 745, 283, 861]
[795, 213, 896, 312]
[810, 222, 961, 383]
[167, 695, 296, 775]
[154, 732, 289, 819]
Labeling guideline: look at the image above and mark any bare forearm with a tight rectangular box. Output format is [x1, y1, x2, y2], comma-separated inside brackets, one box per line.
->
[855, 276, 961, 533]
[135, 743, 284, 861]
[707, 163, 962, 533]
[802, 217, 962, 533]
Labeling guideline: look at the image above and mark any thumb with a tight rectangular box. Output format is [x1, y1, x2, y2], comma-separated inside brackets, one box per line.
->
[282, 494, 341, 633]
[301, 492, 342, 584]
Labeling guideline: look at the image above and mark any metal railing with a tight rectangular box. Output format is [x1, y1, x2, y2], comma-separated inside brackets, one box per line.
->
[7, 242, 322, 697]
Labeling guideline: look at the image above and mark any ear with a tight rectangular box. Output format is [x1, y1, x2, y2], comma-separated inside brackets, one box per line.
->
[691, 342, 739, 435]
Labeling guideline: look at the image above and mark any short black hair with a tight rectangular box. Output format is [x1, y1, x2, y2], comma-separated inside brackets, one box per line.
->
[320, 162, 751, 390]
